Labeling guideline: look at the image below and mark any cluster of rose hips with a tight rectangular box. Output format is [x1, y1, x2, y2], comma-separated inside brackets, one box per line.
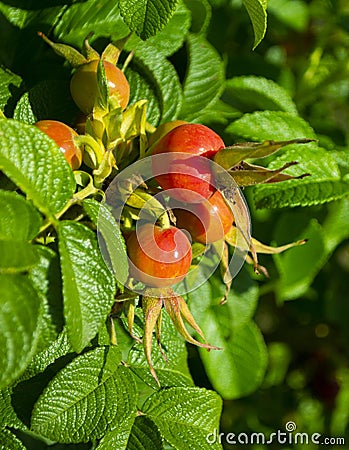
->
[34, 37, 235, 291]
[127, 122, 235, 289]
[37, 35, 309, 382]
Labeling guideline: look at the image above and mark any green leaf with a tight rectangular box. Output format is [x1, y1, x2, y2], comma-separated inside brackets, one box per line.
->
[180, 34, 225, 122]
[0, 273, 42, 389]
[128, 416, 163, 449]
[133, 42, 183, 124]
[323, 198, 349, 253]
[224, 76, 298, 115]
[273, 217, 327, 301]
[83, 199, 129, 288]
[127, 3, 191, 56]
[58, 221, 116, 353]
[96, 415, 163, 450]
[0, 239, 39, 273]
[126, 66, 161, 126]
[20, 330, 72, 382]
[199, 320, 267, 399]
[13, 80, 79, 125]
[119, 0, 179, 40]
[128, 310, 193, 389]
[27, 245, 63, 355]
[31, 346, 137, 443]
[186, 269, 265, 398]
[54, 1, 130, 48]
[254, 146, 348, 208]
[0, 119, 76, 218]
[243, 0, 267, 49]
[95, 418, 134, 450]
[0, 429, 26, 450]
[226, 111, 316, 141]
[0, 388, 25, 430]
[183, 0, 212, 34]
[142, 387, 222, 449]
[0, 67, 22, 114]
[0, 190, 42, 241]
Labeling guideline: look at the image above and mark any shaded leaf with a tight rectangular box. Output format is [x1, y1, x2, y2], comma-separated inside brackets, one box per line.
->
[0, 239, 39, 273]
[83, 199, 129, 288]
[180, 34, 224, 122]
[0, 273, 42, 389]
[0, 190, 42, 241]
[31, 346, 137, 443]
[0, 429, 26, 450]
[142, 387, 222, 449]
[58, 221, 116, 353]
[13, 80, 79, 125]
[273, 217, 327, 301]
[133, 42, 182, 124]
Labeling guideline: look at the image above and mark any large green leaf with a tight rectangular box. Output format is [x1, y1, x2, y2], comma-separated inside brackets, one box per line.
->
[127, 3, 191, 56]
[119, 0, 179, 40]
[31, 346, 137, 443]
[226, 111, 316, 141]
[58, 221, 116, 353]
[243, 0, 267, 49]
[199, 321, 268, 399]
[179, 34, 225, 122]
[0, 429, 26, 450]
[27, 245, 63, 355]
[54, 1, 129, 47]
[0, 239, 39, 273]
[253, 145, 348, 208]
[224, 76, 298, 115]
[0, 273, 42, 389]
[273, 216, 327, 301]
[83, 199, 129, 288]
[142, 387, 222, 449]
[0, 388, 25, 430]
[0, 119, 75, 218]
[183, 0, 212, 34]
[13, 80, 78, 125]
[126, 66, 161, 126]
[0, 190, 42, 241]
[323, 198, 349, 253]
[96, 415, 163, 450]
[133, 42, 183, 124]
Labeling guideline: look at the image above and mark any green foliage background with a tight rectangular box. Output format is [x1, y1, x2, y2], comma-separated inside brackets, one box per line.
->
[0, 0, 349, 449]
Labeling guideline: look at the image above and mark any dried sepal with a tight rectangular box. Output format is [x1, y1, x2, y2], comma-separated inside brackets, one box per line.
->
[213, 138, 316, 170]
[142, 294, 164, 385]
[230, 161, 310, 186]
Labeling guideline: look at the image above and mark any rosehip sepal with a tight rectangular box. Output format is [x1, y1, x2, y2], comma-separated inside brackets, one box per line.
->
[140, 288, 221, 385]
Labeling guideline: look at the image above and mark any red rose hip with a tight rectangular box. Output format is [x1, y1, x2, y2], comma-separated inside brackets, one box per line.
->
[174, 190, 234, 244]
[127, 223, 192, 288]
[35, 120, 82, 170]
[152, 123, 225, 203]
